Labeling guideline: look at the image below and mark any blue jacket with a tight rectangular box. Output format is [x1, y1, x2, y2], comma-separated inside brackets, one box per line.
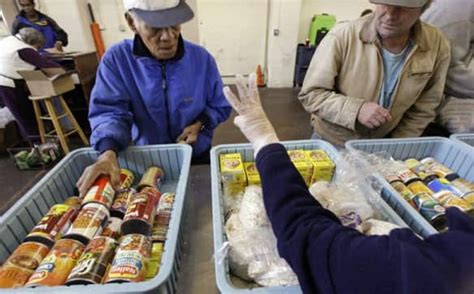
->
[89, 36, 231, 157]
[256, 143, 474, 294]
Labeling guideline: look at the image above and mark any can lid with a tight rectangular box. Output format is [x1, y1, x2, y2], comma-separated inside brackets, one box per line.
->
[61, 234, 90, 246]
[23, 235, 55, 248]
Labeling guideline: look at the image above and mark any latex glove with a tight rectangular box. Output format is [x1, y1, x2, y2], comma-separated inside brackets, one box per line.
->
[76, 150, 120, 197]
[357, 102, 392, 129]
[176, 121, 202, 144]
[223, 73, 279, 156]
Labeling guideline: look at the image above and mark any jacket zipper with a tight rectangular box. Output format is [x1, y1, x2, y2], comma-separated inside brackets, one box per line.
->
[160, 64, 173, 141]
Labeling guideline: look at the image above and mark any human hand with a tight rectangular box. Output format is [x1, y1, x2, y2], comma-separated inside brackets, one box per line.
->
[357, 102, 392, 129]
[223, 73, 279, 155]
[176, 121, 203, 144]
[76, 150, 120, 197]
[54, 41, 63, 52]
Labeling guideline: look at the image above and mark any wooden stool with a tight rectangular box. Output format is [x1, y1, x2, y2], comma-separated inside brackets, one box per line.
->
[29, 94, 89, 154]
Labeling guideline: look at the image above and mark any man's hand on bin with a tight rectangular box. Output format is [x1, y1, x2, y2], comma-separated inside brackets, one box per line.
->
[76, 150, 121, 197]
[357, 102, 392, 129]
[223, 73, 279, 156]
[176, 121, 203, 144]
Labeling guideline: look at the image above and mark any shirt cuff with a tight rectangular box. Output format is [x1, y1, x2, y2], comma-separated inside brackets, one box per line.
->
[96, 138, 120, 155]
[196, 111, 211, 130]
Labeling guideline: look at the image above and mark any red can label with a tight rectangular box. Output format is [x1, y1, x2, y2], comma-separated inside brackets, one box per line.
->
[140, 187, 161, 206]
[111, 189, 135, 216]
[105, 234, 151, 283]
[26, 239, 84, 287]
[124, 192, 156, 224]
[101, 217, 122, 240]
[66, 203, 109, 242]
[119, 169, 135, 190]
[83, 177, 115, 208]
[26, 204, 77, 243]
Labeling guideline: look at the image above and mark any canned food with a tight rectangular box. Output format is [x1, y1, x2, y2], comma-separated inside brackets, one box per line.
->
[426, 178, 464, 197]
[101, 217, 122, 240]
[461, 192, 474, 206]
[82, 176, 115, 208]
[121, 192, 156, 236]
[151, 214, 171, 242]
[110, 188, 135, 218]
[66, 236, 117, 285]
[26, 238, 84, 287]
[390, 181, 415, 208]
[105, 234, 152, 283]
[119, 169, 135, 190]
[420, 158, 455, 178]
[137, 167, 164, 191]
[397, 167, 419, 185]
[431, 191, 474, 215]
[141, 186, 161, 205]
[64, 203, 110, 245]
[411, 192, 446, 230]
[0, 242, 50, 288]
[145, 242, 164, 280]
[157, 192, 175, 212]
[451, 178, 474, 193]
[25, 204, 77, 247]
[64, 196, 82, 209]
[407, 180, 434, 196]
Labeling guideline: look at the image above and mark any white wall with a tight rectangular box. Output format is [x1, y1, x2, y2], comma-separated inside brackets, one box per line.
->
[197, 0, 268, 77]
[266, 0, 302, 87]
[298, 0, 374, 43]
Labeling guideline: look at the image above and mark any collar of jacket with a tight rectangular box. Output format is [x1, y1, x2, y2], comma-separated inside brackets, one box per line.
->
[19, 9, 45, 19]
[132, 34, 185, 62]
[359, 15, 428, 52]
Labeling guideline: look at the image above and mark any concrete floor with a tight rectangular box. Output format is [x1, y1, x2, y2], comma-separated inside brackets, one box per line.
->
[0, 88, 310, 292]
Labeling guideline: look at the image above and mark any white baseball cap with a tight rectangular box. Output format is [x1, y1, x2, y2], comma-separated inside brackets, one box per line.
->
[369, 0, 429, 8]
[123, 0, 194, 28]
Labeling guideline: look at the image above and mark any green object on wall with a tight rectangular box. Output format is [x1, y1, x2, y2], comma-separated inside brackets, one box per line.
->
[308, 13, 337, 46]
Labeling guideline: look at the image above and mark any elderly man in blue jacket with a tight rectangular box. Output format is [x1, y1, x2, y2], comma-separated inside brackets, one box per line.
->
[77, 0, 231, 195]
[224, 74, 474, 294]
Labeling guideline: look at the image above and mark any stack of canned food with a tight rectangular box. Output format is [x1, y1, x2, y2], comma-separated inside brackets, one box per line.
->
[0, 166, 175, 289]
[383, 157, 474, 231]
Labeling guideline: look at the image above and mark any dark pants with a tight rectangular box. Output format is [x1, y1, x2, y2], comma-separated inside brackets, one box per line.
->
[191, 148, 211, 165]
[0, 81, 39, 141]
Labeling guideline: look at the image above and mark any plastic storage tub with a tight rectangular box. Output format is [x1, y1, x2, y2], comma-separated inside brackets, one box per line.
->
[210, 140, 409, 294]
[0, 144, 192, 293]
[451, 133, 474, 151]
[346, 137, 474, 238]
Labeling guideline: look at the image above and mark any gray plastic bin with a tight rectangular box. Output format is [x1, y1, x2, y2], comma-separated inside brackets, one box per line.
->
[0, 144, 192, 293]
[451, 133, 474, 151]
[346, 137, 474, 238]
[210, 140, 409, 293]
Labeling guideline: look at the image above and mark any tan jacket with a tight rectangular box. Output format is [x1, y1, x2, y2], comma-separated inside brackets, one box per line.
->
[298, 15, 451, 146]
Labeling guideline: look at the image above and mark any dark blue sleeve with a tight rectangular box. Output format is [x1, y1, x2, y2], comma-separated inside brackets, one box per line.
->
[89, 49, 133, 153]
[18, 48, 60, 68]
[255, 143, 474, 294]
[203, 55, 231, 130]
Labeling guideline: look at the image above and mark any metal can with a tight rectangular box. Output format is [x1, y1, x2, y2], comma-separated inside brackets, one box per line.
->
[101, 217, 122, 240]
[119, 169, 135, 190]
[25, 238, 85, 287]
[451, 178, 474, 193]
[64, 196, 82, 209]
[25, 204, 77, 247]
[66, 236, 118, 285]
[426, 177, 464, 197]
[420, 157, 455, 178]
[105, 234, 152, 283]
[461, 192, 474, 206]
[407, 180, 434, 196]
[397, 167, 419, 185]
[390, 180, 415, 208]
[431, 191, 474, 215]
[141, 186, 162, 205]
[110, 188, 135, 218]
[0, 242, 50, 288]
[82, 176, 115, 209]
[145, 242, 164, 280]
[157, 192, 175, 212]
[64, 203, 110, 245]
[121, 192, 156, 236]
[137, 167, 165, 191]
[411, 192, 447, 230]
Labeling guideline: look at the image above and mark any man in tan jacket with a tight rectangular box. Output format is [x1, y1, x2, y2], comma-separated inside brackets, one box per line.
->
[299, 0, 450, 147]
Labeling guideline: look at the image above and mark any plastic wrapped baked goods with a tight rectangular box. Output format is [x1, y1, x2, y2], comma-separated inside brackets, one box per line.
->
[224, 186, 298, 287]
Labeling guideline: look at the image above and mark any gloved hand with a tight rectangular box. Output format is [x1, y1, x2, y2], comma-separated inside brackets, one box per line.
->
[223, 73, 279, 156]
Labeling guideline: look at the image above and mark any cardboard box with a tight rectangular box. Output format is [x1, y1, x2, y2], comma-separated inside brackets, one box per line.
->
[220, 153, 247, 195]
[305, 150, 336, 183]
[288, 150, 313, 186]
[244, 162, 261, 186]
[17, 69, 75, 97]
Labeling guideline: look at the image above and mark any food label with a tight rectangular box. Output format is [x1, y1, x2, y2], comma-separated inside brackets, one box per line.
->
[220, 153, 247, 184]
[119, 169, 135, 190]
[244, 162, 261, 186]
[83, 177, 115, 207]
[66, 203, 109, 240]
